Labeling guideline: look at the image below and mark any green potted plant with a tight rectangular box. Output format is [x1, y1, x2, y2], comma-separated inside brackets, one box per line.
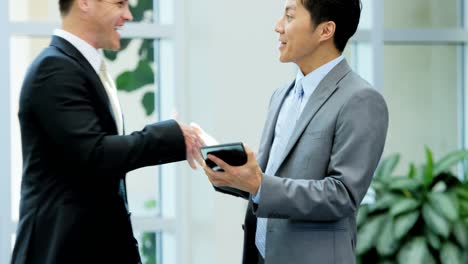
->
[356, 147, 468, 263]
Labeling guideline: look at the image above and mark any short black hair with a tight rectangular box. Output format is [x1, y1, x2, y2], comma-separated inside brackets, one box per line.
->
[59, 0, 74, 16]
[301, 0, 361, 52]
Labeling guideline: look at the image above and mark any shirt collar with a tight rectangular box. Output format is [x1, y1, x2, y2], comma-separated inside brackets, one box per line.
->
[53, 28, 103, 75]
[295, 55, 345, 99]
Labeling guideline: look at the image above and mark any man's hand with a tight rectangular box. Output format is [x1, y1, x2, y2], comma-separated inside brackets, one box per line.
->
[190, 122, 219, 146]
[202, 145, 262, 195]
[178, 122, 205, 169]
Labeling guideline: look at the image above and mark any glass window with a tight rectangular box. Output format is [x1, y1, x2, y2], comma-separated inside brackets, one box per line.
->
[9, 0, 60, 22]
[344, 42, 374, 86]
[382, 44, 459, 173]
[105, 38, 163, 217]
[359, 0, 373, 30]
[384, 0, 460, 28]
[9, 0, 156, 23]
[135, 232, 162, 264]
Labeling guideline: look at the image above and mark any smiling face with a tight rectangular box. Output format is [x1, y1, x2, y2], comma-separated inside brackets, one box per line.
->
[274, 0, 337, 72]
[275, 0, 321, 65]
[88, 0, 133, 50]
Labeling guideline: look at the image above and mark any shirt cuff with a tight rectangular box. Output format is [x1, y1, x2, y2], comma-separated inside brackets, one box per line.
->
[252, 183, 262, 204]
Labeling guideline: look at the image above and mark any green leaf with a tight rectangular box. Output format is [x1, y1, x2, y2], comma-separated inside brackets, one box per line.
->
[460, 200, 468, 216]
[357, 205, 369, 228]
[377, 261, 394, 264]
[377, 217, 399, 256]
[369, 193, 401, 212]
[142, 91, 155, 116]
[425, 228, 441, 250]
[394, 211, 420, 240]
[103, 39, 132, 60]
[116, 60, 154, 92]
[389, 177, 422, 192]
[453, 221, 468, 248]
[139, 39, 155, 62]
[440, 241, 462, 264]
[371, 181, 386, 193]
[408, 163, 417, 178]
[434, 150, 468, 175]
[455, 187, 468, 201]
[397, 237, 435, 264]
[428, 192, 458, 222]
[390, 198, 420, 216]
[130, 0, 153, 22]
[135, 60, 154, 85]
[424, 146, 434, 187]
[356, 215, 386, 255]
[375, 154, 400, 180]
[431, 181, 447, 192]
[422, 204, 450, 238]
[144, 199, 157, 209]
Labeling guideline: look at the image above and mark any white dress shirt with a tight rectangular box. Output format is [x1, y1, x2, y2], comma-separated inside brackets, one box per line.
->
[53, 29, 124, 135]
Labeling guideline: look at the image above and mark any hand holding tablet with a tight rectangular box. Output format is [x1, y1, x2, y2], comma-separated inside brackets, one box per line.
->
[200, 142, 247, 171]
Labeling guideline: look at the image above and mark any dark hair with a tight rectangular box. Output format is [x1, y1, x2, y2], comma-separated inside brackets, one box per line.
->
[59, 0, 74, 16]
[301, 0, 361, 52]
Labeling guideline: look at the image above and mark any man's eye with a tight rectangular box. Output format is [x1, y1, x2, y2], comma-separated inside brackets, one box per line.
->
[286, 15, 293, 21]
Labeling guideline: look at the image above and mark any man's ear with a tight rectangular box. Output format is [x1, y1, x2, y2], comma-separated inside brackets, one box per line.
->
[319, 21, 336, 42]
[76, 0, 90, 12]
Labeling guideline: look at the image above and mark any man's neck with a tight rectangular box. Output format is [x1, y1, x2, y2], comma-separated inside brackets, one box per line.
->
[61, 17, 98, 49]
[297, 48, 341, 76]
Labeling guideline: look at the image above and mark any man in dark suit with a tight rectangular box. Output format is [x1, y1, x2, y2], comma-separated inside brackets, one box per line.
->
[203, 0, 388, 263]
[11, 0, 202, 263]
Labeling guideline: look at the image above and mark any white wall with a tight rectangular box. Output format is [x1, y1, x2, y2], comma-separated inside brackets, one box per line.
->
[182, 0, 294, 263]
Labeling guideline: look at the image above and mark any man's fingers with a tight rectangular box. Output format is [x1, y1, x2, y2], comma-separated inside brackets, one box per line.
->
[194, 149, 205, 167]
[187, 154, 197, 170]
[207, 154, 231, 172]
[243, 144, 256, 161]
[203, 163, 231, 184]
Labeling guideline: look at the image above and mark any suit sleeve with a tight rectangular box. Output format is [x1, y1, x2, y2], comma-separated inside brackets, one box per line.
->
[29, 56, 186, 174]
[254, 89, 389, 221]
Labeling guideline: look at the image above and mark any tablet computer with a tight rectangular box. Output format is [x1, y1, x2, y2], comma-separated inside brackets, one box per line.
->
[200, 142, 247, 171]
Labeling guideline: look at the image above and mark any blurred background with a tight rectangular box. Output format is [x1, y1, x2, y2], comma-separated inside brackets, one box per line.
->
[1, 0, 468, 263]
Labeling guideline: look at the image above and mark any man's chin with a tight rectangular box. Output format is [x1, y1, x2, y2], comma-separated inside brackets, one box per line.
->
[279, 56, 290, 63]
[106, 44, 121, 51]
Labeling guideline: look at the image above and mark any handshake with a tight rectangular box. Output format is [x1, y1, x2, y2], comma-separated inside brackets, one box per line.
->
[177, 121, 263, 195]
[177, 122, 217, 170]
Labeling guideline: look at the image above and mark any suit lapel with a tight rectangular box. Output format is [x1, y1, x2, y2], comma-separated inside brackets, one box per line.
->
[275, 60, 352, 174]
[257, 83, 294, 170]
[50, 36, 118, 132]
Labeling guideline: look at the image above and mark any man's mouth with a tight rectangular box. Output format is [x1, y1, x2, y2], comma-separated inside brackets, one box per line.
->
[279, 41, 287, 49]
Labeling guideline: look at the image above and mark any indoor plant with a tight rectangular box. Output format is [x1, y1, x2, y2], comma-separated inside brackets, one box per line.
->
[356, 148, 468, 263]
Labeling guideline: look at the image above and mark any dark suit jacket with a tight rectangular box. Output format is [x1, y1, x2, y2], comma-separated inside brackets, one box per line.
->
[11, 36, 186, 264]
[219, 60, 388, 264]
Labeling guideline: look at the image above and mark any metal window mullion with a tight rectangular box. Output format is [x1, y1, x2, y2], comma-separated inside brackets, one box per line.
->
[130, 217, 176, 233]
[173, 0, 190, 262]
[372, 0, 384, 92]
[1, 1, 12, 263]
[8, 22, 174, 39]
[463, 0, 468, 180]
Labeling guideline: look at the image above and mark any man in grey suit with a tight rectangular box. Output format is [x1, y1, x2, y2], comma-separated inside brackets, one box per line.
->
[202, 0, 388, 263]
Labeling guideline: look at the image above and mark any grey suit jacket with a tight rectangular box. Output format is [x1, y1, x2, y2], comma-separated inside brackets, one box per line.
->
[237, 60, 388, 264]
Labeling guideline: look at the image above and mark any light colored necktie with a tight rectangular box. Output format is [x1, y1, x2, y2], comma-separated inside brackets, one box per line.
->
[255, 80, 304, 258]
[99, 59, 124, 135]
[99, 59, 128, 210]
